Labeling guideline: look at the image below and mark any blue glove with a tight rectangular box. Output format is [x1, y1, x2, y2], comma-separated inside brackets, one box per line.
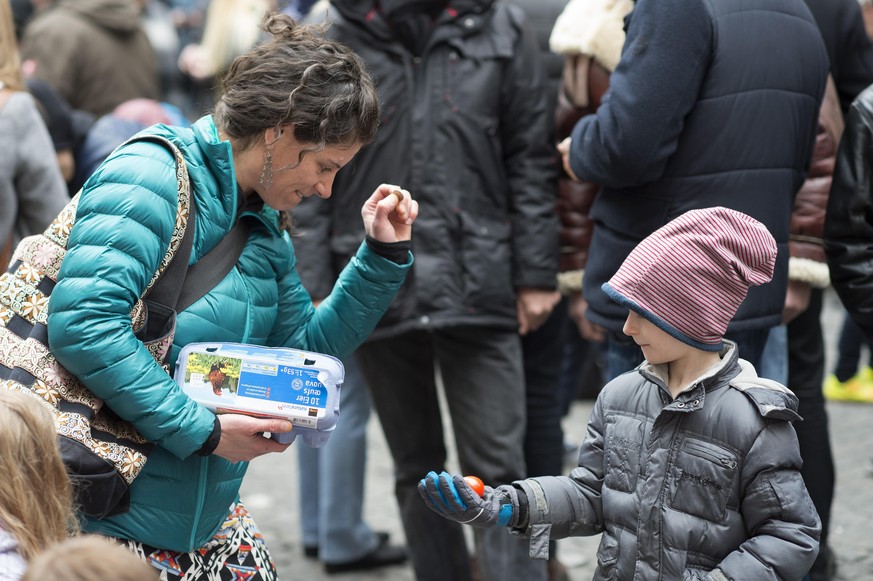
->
[417, 471, 521, 528]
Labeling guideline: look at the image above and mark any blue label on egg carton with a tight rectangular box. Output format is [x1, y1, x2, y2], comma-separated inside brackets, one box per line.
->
[239, 362, 327, 412]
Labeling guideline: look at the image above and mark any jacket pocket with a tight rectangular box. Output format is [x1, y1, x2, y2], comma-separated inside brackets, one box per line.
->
[603, 415, 644, 493]
[458, 213, 514, 314]
[669, 439, 737, 522]
[595, 530, 620, 578]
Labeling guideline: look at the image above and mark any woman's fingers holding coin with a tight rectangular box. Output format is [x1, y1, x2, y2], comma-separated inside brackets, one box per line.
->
[389, 188, 410, 220]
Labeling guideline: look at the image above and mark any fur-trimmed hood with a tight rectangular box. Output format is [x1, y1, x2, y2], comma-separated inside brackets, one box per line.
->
[549, 0, 633, 71]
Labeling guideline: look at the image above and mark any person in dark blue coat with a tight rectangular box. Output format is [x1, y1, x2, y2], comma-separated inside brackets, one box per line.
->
[558, 0, 829, 380]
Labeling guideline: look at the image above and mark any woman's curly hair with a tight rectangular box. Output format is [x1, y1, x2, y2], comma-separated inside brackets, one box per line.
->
[214, 12, 380, 154]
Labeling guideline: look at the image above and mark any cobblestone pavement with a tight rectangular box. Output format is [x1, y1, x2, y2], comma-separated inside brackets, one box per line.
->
[241, 290, 873, 580]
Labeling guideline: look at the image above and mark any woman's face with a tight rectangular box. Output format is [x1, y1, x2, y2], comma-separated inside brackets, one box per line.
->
[258, 127, 362, 211]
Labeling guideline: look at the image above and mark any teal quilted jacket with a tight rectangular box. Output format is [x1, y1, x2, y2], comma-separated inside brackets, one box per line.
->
[47, 116, 411, 552]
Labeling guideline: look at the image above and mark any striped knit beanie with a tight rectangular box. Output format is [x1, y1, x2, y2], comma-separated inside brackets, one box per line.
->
[602, 207, 777, 351]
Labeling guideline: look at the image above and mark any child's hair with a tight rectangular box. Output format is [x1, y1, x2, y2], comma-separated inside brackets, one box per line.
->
[0, 390, 77, 561]
[0, 0, 25, 91]
[22, 535, 157, 581]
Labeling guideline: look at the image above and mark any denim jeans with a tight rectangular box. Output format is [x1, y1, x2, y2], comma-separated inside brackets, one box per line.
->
[358, 328, 547, 581]
[759, 324, 788, 383]
[605, 332, 644, 381]
[296, 356, 381, 563]
[723, 327, 769, 371]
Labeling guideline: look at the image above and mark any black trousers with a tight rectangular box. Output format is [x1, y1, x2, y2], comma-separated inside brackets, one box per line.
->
[522, 299, 567, 479]
[788, 289, 834, 573]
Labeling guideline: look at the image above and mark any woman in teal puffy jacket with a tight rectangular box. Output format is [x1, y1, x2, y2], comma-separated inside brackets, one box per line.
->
[46, 13, 417, 580]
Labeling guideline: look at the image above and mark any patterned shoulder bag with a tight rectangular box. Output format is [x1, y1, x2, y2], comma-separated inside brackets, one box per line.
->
[0, 135, 194, 519]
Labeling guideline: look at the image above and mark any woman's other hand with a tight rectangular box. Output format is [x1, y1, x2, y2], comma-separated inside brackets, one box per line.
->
[212, 414, 292, 463]
[362, 184, 419, 243]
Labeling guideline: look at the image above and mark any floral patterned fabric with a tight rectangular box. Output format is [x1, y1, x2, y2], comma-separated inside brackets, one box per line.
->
[0, 135, 190, 491]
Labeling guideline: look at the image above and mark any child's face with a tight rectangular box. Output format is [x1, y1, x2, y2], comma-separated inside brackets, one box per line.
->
[622, 311, 695, 365]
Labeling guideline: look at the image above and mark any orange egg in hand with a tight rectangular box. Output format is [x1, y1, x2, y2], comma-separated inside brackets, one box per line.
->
[463, 475, 485, 497]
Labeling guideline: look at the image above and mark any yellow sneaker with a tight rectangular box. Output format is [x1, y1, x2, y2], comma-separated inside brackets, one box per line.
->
[824, 370, 873, 403]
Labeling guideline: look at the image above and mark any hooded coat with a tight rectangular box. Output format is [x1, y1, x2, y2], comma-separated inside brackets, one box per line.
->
[21, 0, 159, 116]
[511, 343, 821, 580]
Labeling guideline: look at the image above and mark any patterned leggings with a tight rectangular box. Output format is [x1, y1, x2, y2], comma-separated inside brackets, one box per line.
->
[115, 502, 277, 580]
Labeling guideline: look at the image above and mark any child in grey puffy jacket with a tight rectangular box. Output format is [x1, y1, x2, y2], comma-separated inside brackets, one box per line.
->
[420, 207, 821, 581]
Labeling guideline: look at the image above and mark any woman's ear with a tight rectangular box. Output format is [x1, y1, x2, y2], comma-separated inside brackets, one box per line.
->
[265, 126, 283, 146]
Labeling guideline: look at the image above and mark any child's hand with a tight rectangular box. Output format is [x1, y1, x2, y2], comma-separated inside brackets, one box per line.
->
[417, 471, 521, 528]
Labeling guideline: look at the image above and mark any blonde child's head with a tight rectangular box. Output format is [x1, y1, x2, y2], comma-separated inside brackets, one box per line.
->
[0, 389, 77, 561]
[603, 207, 777, 351]
[0, 0, 24, 90]
[22, 535, 157, 581]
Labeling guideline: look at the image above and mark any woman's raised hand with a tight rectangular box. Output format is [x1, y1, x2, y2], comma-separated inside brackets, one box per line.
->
[361, 184, 419, 243]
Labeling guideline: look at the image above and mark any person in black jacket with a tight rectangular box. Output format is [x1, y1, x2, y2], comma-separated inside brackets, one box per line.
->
[825, 85, 873, 550]
[822, 70, 873, 581]
[784, 2, 873, 579]
[826, 86, 873, 338]
[293, 1, 558, 579]
[811, 0, 873, 408]
[558, 0, 829, 380]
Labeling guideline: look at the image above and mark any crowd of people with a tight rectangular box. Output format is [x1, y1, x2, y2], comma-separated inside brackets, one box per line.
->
[1, 0, 873, 579]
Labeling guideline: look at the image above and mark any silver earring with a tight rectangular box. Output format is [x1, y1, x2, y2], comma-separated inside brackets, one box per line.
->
[260, 148, 273, 191]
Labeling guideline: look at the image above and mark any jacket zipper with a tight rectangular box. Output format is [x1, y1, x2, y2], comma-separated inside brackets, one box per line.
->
[187, 237, 253, 550]
[683, 440, 737, 469]
[189, 456, 210, 549]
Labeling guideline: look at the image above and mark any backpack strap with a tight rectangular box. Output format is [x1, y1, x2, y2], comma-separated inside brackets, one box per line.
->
[126, 135, 194, 299]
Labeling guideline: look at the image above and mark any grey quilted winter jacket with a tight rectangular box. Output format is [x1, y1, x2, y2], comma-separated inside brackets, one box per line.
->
[510, 343, 820, 580]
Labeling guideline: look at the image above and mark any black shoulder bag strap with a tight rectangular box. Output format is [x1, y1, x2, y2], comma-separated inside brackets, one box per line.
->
[176, 217, 252, 313]
[141, 211, 252, 342]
